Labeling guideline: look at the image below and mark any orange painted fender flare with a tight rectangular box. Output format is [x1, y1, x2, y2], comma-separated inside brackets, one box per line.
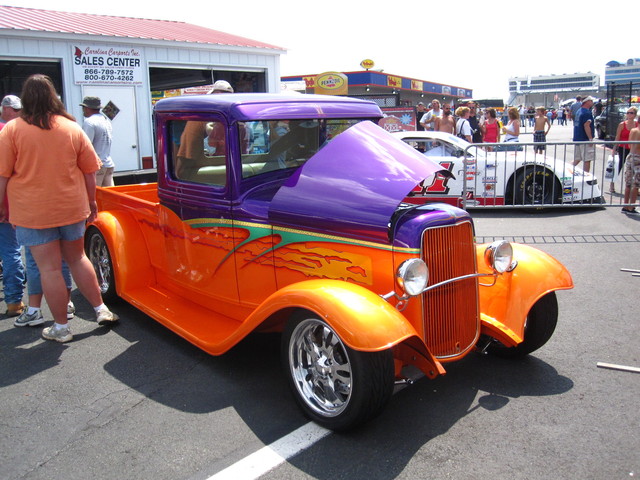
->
[241, 279, 445, 378]
[476, 242, 574, 346]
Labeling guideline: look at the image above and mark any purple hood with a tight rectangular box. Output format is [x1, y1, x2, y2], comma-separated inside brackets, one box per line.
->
[269, 121, 444, 243]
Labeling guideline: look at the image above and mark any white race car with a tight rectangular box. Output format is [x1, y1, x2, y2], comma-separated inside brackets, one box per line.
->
[393, 131, 604, 208]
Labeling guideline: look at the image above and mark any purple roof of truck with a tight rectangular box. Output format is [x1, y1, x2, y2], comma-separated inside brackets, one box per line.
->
[154, 93, 384, 122]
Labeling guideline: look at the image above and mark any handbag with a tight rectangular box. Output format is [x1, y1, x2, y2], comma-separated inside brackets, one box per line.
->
[456, 119, 469, 140]
[604, 154, 619, 181]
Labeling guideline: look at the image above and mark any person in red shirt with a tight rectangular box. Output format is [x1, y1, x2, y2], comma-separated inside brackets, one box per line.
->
[481, 108, 501, 151]
[611, 106, 638, 193]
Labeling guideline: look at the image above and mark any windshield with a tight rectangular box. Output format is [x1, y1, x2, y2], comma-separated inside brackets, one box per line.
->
[239, 118, 365, 178]
[400, 134, 487, 161]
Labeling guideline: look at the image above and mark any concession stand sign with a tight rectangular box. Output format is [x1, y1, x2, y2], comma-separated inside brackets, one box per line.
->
[72, 45, 143, 85]
[379, 107, 416, 132]
[314, 72, 348, 95]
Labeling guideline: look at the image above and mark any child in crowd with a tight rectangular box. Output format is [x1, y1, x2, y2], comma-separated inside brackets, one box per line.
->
[533, 107, 551, 154]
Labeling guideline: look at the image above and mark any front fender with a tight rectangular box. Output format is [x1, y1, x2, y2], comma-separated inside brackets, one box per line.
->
[251, 280, 418, 351]
[476, 243, 573, 345]
[240, 280, 445, 378]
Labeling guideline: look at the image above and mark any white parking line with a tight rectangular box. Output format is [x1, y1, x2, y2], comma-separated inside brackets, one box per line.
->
[207, 422, 331, 480]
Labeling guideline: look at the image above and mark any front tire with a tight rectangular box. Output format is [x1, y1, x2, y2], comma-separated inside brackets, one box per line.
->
[485, 292, 559, 358]
[85, 227, 118, 302]
[282, 312, 394, 431]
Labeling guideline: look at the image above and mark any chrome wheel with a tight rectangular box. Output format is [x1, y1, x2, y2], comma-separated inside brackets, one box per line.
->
[85, 228, 117, 301]
[288, 318, 352, 417]
[282, 312, 395, 430]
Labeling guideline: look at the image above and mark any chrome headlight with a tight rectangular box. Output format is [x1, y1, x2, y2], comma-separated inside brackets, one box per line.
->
[397, 258, 429, 296]
[484, 240, 514, 273]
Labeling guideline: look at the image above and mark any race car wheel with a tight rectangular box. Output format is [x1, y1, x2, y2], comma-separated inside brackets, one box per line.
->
[513, 166, 562, 205]
[484, 292, 558, 358]
[85, 227, 118, 302]
[282, 312, 394, 431]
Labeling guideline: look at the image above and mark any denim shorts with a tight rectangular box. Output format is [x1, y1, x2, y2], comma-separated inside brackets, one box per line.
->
[16, 220, 86, 247]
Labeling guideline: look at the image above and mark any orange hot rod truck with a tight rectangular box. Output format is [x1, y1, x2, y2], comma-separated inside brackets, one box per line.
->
[86, 93, 573, 431]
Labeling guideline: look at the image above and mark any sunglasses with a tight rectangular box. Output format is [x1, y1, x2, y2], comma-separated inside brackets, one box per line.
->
[627, 111, 636, 115]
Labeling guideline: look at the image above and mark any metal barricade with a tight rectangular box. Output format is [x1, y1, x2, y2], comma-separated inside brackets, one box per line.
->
[455, 140, 640, 210]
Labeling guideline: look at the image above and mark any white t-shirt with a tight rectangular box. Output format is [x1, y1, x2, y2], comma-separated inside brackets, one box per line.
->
[456, 118, 472, 138]
[420, 109, 441, 130]
[82, 113, 114, 168]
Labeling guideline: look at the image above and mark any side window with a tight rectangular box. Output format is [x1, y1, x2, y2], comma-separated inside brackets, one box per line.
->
[423, 140, 458, 157]
[240, 120, 323, 179]
[169, 119, 227, 186]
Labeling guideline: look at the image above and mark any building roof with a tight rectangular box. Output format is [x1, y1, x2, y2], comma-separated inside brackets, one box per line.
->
[0, 5, 284, 51]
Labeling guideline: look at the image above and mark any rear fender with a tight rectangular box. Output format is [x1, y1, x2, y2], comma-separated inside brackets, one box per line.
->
[245, 279, 445, 379]
[476, 243, 573, 345]
[89, 211, 155, 295]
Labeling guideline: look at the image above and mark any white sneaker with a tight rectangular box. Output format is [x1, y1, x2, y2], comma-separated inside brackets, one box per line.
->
[14, 309, 45, 327]
[67, 301, 76, 320]
[42, 324, 73, 343]
[96, 308, 119, 326]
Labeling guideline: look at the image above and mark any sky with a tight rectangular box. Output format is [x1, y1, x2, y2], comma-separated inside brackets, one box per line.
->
[3, 0, 637, 101]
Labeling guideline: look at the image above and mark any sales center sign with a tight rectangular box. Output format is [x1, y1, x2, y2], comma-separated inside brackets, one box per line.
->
[72, 45, 143, 85]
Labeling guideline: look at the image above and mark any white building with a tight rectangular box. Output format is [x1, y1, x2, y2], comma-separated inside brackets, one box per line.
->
[605, 59, 640, 84]
[508, 72, 600, 107]
[0, 6, 284, 171]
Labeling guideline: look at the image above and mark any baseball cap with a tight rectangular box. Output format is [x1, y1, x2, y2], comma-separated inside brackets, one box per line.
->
[1, 95, 22, 109]
[581, 96, 595, 104]
[210, 80, 234, 93]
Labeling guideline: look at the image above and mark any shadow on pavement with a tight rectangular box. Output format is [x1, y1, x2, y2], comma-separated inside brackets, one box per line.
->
[98, 301, 573, 478]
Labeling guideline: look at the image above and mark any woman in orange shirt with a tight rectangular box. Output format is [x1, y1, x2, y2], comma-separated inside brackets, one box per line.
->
[0, 74, 118, 343]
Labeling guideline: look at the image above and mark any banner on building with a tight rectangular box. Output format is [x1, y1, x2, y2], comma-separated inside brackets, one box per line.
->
[387, 76, 402, 89]
[72, 45, 144, 85]
[303, 76, 316, 89]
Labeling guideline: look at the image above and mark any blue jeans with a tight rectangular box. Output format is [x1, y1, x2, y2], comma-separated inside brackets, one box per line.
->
[25, 246, 72, 296]
[0, 223, 26, 304]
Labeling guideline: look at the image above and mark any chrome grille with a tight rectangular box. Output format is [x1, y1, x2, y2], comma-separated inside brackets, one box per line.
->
[421, 221, 479, 359]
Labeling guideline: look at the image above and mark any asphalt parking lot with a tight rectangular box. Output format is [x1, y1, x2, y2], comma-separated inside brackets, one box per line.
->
[1, 124, 639, 480]
[2, 207, 639, 480]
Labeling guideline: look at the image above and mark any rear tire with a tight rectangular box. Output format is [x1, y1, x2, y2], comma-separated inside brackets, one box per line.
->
[512, 167, 562, 206]
[282, 312, 394, 431]
[485, 292, 558, 358]
[85, 227, 118, 302]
